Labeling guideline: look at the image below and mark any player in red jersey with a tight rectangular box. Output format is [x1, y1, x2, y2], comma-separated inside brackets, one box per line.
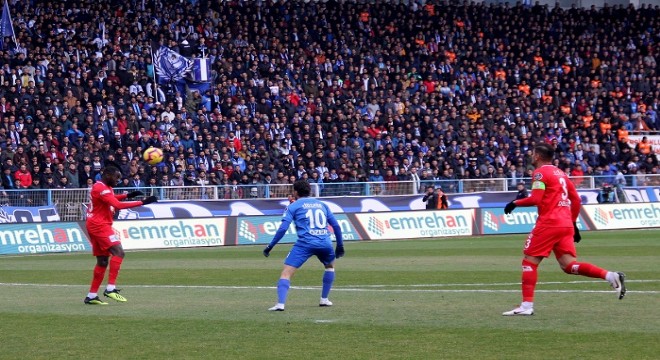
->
[502, 143, 626, 316]
[84, 167, 158, 305]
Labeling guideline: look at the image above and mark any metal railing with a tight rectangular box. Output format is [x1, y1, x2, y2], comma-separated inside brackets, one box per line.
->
[2, 174, 659, 221]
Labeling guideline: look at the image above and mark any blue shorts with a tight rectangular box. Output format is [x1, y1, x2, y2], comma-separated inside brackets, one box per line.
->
[284, 243, 335, 268]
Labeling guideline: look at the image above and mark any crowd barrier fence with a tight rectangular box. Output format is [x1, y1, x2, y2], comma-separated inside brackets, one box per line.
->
[3, 174, 657, 221]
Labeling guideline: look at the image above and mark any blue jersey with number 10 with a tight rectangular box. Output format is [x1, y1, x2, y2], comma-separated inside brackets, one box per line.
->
[282, 197, 338, 247]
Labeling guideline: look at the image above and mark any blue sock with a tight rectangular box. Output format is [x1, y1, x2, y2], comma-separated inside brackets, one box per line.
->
[277, 278, 290, 304]
[321, 270, 335, 298]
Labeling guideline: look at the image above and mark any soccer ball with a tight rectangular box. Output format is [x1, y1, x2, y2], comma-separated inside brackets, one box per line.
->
[143, 147, 164, 165]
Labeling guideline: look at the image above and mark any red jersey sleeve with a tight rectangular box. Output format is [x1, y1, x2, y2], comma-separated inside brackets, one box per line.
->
[87, 182, 143, 227]
[513, 166, 574, 227]
[99, 189, 143, 210]
[514, 169, 545, 207]
[566, 176, 581, 221]
[514, 188, 543, 207]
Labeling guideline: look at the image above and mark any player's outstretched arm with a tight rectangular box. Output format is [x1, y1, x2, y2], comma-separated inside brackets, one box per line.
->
[504, 200, 517, 214]
[264, 219, 291, 257]
[513, 188, 543, 208]
[126, 190, 144, 199]
[567, 179, 581, 222]
[115, 192, 146, 201]
[141, 196, 158, 205]
[102, 191, 150, 210]
[328, 214, 344, 258]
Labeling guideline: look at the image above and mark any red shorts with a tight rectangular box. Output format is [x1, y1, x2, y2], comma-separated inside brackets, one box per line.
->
[523, 226, 576, 259]
[87, 226, 121, 257]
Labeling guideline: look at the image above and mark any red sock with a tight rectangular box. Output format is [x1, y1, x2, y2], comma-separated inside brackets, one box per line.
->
[108, 256, 124, 286]
[521, 259, 538, 303]
[89, 265, 106, 293]
[564, 261, 607, 279]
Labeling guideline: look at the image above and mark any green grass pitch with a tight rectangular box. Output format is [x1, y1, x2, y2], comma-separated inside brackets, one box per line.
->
[0, 230, 658, 359]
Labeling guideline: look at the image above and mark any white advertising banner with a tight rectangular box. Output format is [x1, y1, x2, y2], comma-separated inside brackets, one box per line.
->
[583, 203, 660, 230]
[113, 218, 226, 250]
[355, 210, 474, 240]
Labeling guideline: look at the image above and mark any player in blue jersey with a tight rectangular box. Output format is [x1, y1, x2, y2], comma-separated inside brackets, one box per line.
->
[263, 180, 345, 311]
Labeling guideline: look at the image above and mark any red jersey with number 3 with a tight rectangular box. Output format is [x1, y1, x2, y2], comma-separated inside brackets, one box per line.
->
[529, 165, 577, 228]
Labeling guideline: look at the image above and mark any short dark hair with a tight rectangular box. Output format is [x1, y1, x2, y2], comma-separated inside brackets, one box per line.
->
[103, 166, 120, 177]
[534, 143, 554, 161]
[293, 180, 311, 197]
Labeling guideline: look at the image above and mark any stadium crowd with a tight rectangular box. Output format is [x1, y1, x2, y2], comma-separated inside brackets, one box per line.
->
[0, 0, 659, 198]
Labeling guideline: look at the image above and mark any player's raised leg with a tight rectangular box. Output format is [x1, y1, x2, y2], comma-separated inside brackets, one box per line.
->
[558, 254, 627, 300]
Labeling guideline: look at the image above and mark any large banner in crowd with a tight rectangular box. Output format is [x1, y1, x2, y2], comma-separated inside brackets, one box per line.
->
[116, 189, 603, 220]
[0, 206, 60, 223]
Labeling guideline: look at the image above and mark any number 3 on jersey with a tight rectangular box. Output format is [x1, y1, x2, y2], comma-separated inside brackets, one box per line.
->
[559, 177, 568, 200]
[305, 209, 327, 229]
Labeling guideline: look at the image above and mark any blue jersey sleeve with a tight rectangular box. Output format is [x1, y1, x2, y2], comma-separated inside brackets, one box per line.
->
[281, 204, 295, 224]
[268, 204, 295, 248]
[326, 205, 343, 247]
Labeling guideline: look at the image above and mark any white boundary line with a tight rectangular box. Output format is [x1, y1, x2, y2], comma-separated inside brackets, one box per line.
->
[0, 281, 658, 294]
[340, 280, 660, 287]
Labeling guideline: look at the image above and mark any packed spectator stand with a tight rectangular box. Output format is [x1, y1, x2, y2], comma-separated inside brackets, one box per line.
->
[0, 0, 659, 205]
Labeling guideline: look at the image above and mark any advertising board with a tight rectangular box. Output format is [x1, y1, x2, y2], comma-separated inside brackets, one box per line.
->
[113, 218, 227, 250]
[0, 222, 88, 255]
[236, 214, 361, 245]
[583, 203, 660, 230]
[354, 210, 474, 240]
[480, 208, 589, 234]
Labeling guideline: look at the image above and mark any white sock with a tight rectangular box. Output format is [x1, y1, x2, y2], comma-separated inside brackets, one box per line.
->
[521, 301, 534, 309]
[605, 272, 618, 286]
[87, 292, 97, 299]
[106, 284, 116, 292]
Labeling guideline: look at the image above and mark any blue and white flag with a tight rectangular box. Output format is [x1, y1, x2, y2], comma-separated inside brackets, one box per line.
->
[189, 58, 212, 83]
[187, 82, 211, 96]
[0, 0, 16, 51]
[154, 46, 194, 83]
